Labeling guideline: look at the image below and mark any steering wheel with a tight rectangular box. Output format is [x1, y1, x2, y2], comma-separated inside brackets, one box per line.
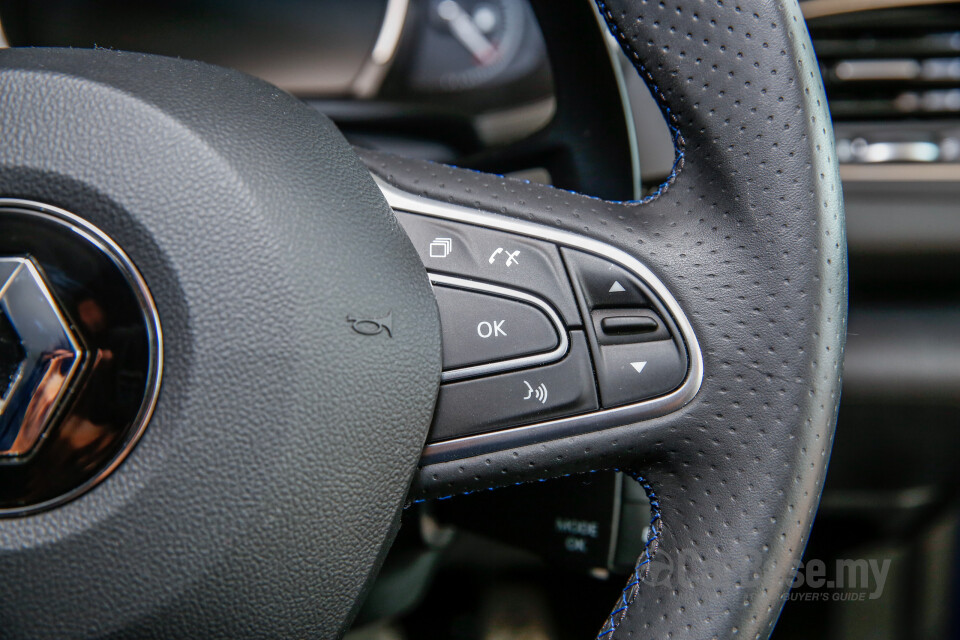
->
[0, 0, 845, 638]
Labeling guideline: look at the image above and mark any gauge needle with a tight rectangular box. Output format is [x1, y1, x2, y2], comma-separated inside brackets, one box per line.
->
[437, 0, 499, 65]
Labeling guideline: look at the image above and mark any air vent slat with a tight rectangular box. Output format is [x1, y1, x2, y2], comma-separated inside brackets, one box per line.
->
[814, 32, 960, 59]
[809, 6, 960, 121]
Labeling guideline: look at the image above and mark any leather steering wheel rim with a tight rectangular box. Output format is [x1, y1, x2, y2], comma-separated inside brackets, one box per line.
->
[360, 0, 846, 637]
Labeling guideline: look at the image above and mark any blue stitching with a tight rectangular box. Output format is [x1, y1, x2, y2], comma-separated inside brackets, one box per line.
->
[596, 473, 661, 639]
[408, 468, 606, 505]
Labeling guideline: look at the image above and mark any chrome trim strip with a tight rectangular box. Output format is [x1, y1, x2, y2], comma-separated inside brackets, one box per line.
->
[591, 0, 642, 198]
[801, 0, 959, 20]
[371, 0, 410, 65]
[0, 199, 163, 514]
[352, 0, 410, 98]
[606, 473, 624, 571]
[373, 176, 704, 464]
[840, 163, 960, 182]
[431, 273, 570, 382]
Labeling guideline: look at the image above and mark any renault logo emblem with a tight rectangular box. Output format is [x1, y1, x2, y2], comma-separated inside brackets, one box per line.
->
[0, 257, 83, 458]
[0, 199, 161, 515]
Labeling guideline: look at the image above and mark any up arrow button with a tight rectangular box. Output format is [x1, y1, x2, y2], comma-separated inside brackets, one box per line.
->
[562, 248, 648, 309]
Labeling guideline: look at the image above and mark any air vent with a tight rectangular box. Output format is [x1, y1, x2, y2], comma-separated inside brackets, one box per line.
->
[807, 5, 960, 120]
[805, 2, 960, 165]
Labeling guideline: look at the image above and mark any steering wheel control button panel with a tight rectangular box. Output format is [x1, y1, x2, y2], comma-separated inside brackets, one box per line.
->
[431, 275, 566, 380]
[379, 178, 703, 461]
[429, 332, 597, 442]
[394, 210, 581, 324]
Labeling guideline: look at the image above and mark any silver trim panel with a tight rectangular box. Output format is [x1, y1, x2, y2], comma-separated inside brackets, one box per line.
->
[374, 176, 704, 464]
[840, 162, 960, 182]
[352, 0, 410, 98]
[431, 273, 570, 382]
[801, 0, 960, 20]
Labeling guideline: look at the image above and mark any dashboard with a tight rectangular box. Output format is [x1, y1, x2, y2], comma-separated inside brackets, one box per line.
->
[0, 0, 554, 155]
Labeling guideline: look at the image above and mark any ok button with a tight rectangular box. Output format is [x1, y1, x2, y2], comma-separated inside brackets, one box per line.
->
[433, 283, 561, 374]
[477, 320, 507, 338]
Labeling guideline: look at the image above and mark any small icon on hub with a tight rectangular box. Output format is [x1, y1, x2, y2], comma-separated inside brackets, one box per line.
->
[346, 311, 393, 337]
[522, 380, 548, 404]
[429, 237, 453, 258]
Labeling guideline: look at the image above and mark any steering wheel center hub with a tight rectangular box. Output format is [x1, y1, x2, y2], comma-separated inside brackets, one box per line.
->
[0, 47, 441, 638]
